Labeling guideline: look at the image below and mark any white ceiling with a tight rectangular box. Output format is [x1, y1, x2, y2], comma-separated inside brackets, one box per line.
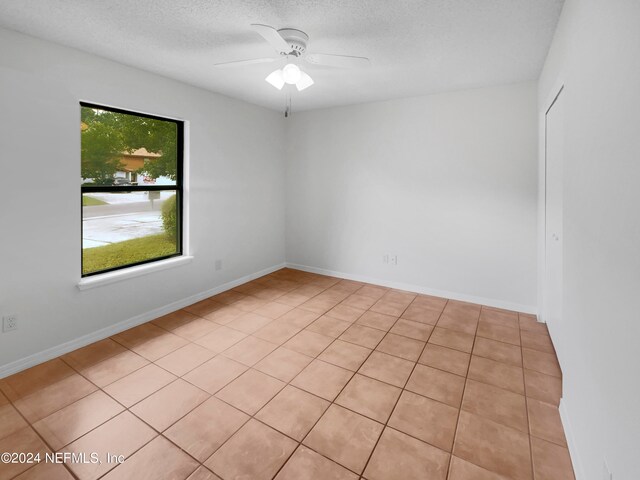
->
[0, 0, 564, 112]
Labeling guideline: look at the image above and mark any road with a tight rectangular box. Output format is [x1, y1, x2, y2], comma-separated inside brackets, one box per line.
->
[82, 193, 171, 248]
[83, 201, 161, 218]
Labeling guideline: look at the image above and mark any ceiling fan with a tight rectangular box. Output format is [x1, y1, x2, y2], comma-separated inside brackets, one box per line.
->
[215, 24, 371, 91]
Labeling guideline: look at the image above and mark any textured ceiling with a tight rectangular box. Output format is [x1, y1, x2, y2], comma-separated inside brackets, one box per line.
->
[0, 0, 564, 112]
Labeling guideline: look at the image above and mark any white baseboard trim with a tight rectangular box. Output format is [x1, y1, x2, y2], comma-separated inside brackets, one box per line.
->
[286, 262, 537, 314]
[559, 398, 585, 480]
[0, 262, 285, 379]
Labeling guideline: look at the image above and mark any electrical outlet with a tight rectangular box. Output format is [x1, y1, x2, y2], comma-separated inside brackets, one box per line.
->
[390, 255, 398, 266]
[214, 259, 223, 271]
[382, 254, 389, 264]
[2, 315, 17, 332]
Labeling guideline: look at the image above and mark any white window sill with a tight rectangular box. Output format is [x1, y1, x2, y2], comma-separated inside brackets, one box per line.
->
[77, 256, 193, 291]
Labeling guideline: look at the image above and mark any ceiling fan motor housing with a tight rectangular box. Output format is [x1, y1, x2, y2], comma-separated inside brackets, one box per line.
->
[277, 28, 308, 56]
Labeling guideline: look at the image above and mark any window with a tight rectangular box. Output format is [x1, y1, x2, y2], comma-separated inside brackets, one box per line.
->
[80, 103, 183, 276]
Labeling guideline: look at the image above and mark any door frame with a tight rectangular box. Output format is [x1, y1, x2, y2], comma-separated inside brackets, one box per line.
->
[538, 78, 565, 324]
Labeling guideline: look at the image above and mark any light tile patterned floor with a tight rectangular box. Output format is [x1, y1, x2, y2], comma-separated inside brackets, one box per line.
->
[0, 268, 575, 480]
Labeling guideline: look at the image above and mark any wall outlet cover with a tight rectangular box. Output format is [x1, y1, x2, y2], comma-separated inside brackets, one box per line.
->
[3, 315, 17, 332]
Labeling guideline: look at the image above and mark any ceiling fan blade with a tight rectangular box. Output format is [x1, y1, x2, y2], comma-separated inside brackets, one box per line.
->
[250, 24, 290, 54]
[214, 57, 276, 68]
[305, 53, 370, 68]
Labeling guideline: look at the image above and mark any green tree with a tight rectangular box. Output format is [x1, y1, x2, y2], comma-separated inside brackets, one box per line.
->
[81, 120, 124, 184]
[120, 115, 178, 180]
[80, 107, 178, 182]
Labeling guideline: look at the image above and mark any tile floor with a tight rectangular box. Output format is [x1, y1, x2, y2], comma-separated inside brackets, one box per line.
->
[0, 268, 575, 480]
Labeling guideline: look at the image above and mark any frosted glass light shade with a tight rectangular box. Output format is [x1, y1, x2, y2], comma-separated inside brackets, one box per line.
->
[296, 71, 314, 91]
[282, 63, 302, 84]
[265, 69, 285, 89]
[265, 65, 314, 91]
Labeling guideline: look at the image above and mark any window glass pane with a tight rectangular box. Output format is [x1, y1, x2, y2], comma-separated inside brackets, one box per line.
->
[82, 191, 179, 275]
[81, 106, 178, 187]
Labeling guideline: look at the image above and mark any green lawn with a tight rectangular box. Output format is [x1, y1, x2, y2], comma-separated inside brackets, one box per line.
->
[82, 195, 108, 206]
[83, 234, 177, 275]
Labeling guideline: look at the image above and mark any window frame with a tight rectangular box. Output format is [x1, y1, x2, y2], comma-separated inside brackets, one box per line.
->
[80, 102, 184, 278]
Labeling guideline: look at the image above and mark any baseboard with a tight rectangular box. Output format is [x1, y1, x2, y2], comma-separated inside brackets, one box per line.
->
[2, 260, 536, 379]
[559, 398, 585, 480]
[286, 262, 537, 314]
[0, 262, 286, 379]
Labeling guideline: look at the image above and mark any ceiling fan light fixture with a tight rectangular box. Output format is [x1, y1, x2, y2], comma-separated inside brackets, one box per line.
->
[223, 24, 370, 99]
[265, 69, 285, 90]
[265, 61, 314, 91]
[296, 71, 314, 91]
[282, 63, 302, 84]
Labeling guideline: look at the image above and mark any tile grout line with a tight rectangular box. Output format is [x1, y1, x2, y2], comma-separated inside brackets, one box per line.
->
[5, 277, 317, 479]
[444, 301, 481, 479]
[4, 271, 555, 480]
[158, 287, 552, 392]
[197, 276, 556, 478]
[93, 272, 340, 479]
[6, 349, 183, 480]
[1, 388, 81, 480]
[268, 299, 386, 479]
[163, 279, 370, 478]
[61, 363, 206, 478]
[268, 291, 421, 479]
[154, 277, 350, 477]
[243, 311, 486, 425]
[6, 285, 429, 480]
[357, 297, 445, 478]
[3, 270, 333, 479]
[2, 354, 145, 480]
[200, 311, 480, 456]
[519, 312, 537, 480]
[190, 282, 374, 478]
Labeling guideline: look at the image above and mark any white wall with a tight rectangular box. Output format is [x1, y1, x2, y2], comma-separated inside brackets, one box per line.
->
[538, 1, 640, 478]
[0, 28, 286, 371]
[286, 83, 538, 311]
